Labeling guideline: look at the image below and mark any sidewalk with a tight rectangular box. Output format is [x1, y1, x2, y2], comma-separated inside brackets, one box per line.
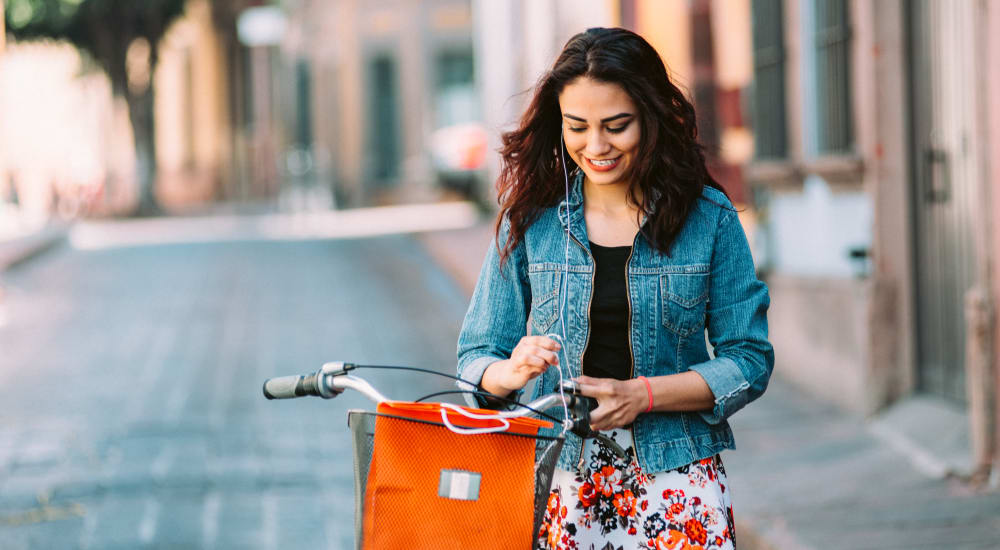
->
[0, 222, 68, 272]
[418, 223, 1000, 550]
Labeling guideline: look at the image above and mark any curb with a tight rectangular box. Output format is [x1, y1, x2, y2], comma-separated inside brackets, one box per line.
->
[0, 223, 69, 272]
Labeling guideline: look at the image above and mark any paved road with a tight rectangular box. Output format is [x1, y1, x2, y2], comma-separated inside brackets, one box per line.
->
[0, 235, 470, 549]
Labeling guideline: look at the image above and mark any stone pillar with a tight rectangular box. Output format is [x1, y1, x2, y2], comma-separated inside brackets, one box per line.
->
[966, 287, 994, 482]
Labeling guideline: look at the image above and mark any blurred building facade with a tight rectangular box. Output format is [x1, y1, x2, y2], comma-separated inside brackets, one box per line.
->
[155, 0, 233, 210]
[739, 0, 1000, 478]
[0, 0, 237, 220]
[283, 0, 480, 207]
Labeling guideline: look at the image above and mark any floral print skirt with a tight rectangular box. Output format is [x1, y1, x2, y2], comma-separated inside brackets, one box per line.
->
[537, 429, 735, 550]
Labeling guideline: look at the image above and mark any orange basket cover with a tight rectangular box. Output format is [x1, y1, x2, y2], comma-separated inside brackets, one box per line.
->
[361, 401, 553, 550]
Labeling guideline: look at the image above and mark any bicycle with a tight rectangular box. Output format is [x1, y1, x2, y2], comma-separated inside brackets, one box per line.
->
[262, 361, 626, 550]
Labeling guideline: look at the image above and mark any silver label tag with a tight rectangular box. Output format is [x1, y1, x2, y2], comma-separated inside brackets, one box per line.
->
[438, 469, 482, 501]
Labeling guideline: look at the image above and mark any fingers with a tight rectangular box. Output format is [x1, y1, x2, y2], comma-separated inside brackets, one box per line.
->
[588, 403, 622, 431]
[513, 336, 561, 368]
[589, 401, 637, 431]
[588, 403, 609, 428]
[526, 335, 561, 352]
[573, 375, 608, 398]
[521, 354, 549, 369]
[574, 377, 642, 431]
[534, 347, 559, 366]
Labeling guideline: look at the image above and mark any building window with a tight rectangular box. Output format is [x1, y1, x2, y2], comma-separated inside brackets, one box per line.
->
[751, 0, 788, 159]
[813, 0, 852, 154]
[369, 55, 400, 181]
[434, 49, 476, 128]
[294, 59, 313, 149]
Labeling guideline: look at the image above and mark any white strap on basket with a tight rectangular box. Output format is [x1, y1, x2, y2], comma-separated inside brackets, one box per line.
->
[439, 403, 511, 435]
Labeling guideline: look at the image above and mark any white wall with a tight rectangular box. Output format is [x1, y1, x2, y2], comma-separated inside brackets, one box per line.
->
[769, 176, 872, 278]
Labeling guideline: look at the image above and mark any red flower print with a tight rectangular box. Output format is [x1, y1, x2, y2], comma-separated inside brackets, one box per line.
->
[545, 520, 564, 549]
[662, 488, 685, 499]
[691, 496, 702, 506]
[578, 482, 597, 508]
[666, 502, 685, 518]
[654, 530, 688, 550]
[628, 526, 637, 535]
[613, 490, 637, 518]
[684, 519, 708, 546]
[593, 465, 622, 497]
[641, 500, 649, 511]
[547, 492, 560, 513]
[715, 536, 724, 546]
[633, 466, 654, 487]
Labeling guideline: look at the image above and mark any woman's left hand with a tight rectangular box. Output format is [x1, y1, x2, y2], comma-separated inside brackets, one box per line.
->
[574, 375, 647, 431]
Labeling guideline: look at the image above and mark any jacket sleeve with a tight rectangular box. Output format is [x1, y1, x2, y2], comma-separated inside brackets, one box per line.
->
[456, 218, 532, 408]
[689, 209, 775, 424]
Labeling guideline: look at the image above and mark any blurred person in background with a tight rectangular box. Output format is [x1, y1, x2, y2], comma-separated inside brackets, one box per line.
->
[458, 28, 773, 549]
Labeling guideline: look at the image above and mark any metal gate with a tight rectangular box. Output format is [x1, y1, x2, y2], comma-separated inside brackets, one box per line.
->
[908, 0, 984, 403]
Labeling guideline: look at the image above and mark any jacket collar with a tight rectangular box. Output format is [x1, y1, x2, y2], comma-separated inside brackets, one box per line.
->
[556, 169, 589, 246]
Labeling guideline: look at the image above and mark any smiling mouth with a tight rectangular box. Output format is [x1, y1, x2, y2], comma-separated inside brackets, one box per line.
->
[585, 156, 621, 171]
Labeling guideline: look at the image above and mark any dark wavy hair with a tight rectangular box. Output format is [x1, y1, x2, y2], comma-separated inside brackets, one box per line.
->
[495, 27, 727, 263]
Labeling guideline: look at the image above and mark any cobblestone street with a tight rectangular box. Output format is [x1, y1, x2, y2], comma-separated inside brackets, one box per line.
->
[0, 233, 470, 549]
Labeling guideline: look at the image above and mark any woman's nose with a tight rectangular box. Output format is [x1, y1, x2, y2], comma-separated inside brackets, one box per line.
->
[585, 131, 611, 156]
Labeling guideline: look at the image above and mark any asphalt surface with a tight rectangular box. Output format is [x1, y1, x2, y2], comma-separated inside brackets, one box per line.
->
[0, 235, 469, 549]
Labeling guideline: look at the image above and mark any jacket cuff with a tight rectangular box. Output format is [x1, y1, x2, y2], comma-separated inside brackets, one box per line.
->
[457, 355, 523, 409]
[689, 356, 751, 425]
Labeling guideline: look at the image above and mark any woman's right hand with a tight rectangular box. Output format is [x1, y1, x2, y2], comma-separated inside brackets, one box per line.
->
[481, 336, 562, 396]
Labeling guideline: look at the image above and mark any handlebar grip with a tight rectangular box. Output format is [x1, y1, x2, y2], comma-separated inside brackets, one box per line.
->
[263, 374, 321, 399]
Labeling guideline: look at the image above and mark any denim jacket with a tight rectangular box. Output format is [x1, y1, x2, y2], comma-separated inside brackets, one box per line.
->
[457, 172, 774, 473]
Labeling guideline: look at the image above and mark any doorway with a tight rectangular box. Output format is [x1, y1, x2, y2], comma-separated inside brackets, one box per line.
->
[908, 0, 982, 403]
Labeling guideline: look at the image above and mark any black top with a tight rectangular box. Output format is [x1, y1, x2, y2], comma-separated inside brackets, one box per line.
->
[581, 241, 632, 380]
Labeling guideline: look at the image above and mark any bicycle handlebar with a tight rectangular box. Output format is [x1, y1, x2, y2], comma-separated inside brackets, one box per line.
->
[262, 373, 323, 399]
[261, 362, 628, 458]
[263, 363, 576, 414]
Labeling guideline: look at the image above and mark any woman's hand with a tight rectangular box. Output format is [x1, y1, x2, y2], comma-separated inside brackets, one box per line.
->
[481, 336, 561, 396]
[575, 375, 647, 431]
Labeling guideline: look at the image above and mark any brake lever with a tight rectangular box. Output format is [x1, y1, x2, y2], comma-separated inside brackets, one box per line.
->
[558, 380, 630, 460]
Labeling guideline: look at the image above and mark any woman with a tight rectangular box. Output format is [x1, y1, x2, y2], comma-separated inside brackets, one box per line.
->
[458, 27, 772, 550]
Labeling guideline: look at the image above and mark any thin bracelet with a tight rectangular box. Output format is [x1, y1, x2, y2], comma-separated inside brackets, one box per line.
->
[637, 376, 653, 413]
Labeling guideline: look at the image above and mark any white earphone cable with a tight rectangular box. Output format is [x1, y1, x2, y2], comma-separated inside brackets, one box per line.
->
[549, 134, 574, 434]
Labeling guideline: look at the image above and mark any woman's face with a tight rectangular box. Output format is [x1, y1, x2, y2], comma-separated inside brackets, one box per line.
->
[558, 77, 641, 188]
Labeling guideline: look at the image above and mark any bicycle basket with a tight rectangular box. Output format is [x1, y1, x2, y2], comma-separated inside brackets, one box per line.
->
[348, 401, 564, 550]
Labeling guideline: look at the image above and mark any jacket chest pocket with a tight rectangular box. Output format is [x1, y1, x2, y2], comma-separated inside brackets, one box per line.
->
[660, 272, 709, 337]
[528, 267, 562, 334]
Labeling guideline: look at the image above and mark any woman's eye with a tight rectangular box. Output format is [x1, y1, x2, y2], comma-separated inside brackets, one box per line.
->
[568, 126, 586, 133]
[607, 124, 630, 134]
